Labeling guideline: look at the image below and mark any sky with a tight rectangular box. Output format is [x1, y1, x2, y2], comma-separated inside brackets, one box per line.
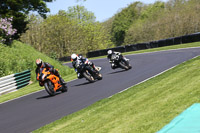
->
[47, 0, 169, 22]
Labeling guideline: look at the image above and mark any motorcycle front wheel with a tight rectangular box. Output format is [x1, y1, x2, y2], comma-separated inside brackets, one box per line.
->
[44, 80, 56, 96]
[61, 83, 68, 92]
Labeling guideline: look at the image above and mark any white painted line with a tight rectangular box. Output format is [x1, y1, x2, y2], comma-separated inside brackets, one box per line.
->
[108, 55, 199, 98]
[125, 46, 200, 57]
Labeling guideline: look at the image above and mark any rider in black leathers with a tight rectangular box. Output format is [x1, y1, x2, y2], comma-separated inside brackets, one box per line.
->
[71, 54, 98, 79]
[107, 50, 129, 69]
[35, 59, 66, 86]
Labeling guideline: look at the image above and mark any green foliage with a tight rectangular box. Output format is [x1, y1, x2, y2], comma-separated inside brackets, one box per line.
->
[0, 41, 74, 82]
[124, 1, 165, 44]
[111, 2, 143, 46]
[140, 1, 165, 20]
[0, 0, 53, 39]
[20, 6, 111, 57]
[66, 5, 96, 23]
[126, 0, 200, 44]
[104, 0, 200, 46]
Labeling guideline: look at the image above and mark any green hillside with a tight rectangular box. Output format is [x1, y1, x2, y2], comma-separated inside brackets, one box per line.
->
[34, 54, 200, 133]
[0, 41, 76, 103]
[0, 41, 74, 81]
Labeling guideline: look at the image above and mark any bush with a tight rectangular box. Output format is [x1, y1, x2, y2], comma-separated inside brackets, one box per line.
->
[0, 17, 17, 45]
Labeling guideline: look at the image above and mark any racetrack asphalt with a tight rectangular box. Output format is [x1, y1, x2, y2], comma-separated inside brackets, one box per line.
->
[0, 47, 200, 133]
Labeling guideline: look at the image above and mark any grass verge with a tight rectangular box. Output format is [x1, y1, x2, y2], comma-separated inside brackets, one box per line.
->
[34, 55, 200, 133]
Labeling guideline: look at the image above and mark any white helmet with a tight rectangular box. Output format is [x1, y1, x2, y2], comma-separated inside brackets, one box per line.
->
[107, 50, 112, 55]
[71, 53, 78, 61]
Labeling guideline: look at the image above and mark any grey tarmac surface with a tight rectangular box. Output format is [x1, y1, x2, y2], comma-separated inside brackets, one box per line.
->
[0, 47, 200, 133]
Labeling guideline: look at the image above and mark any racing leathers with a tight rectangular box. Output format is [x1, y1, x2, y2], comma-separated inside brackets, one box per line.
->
[72, 55, 98, 79]
[35, 62, 65, 86]
[107, 51, 128, 69]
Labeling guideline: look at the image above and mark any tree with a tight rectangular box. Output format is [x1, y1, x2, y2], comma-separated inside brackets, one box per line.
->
[20, 6, 111, 58]
[111, 2, 143, 46]
[66, 5, 96, 23]
[0, 0, 54, 39]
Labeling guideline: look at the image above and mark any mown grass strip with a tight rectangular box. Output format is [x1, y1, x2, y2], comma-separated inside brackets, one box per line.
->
[34, 55, 200, 133]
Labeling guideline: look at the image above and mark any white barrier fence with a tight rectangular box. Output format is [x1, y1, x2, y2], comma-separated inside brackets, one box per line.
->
[0, 70, 31, 95]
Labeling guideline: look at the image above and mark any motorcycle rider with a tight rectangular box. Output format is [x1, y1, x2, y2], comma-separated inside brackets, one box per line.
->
[71, 54, 99, 79]
[107, 50, 129, 69]
[35, 59, 66, 86]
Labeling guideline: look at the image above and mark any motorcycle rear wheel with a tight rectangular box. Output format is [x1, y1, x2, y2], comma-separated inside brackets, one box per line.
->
[83, 72, 95, 83]
[44, 80, 55, 96]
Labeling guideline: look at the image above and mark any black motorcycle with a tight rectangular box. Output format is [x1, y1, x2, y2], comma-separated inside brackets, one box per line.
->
[110, 54, 132, 70]
[75, 60, 102, 82]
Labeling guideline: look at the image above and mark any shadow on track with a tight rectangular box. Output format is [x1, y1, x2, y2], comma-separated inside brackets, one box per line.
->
[107, 69, 127, 75]
[72, 81, 92, 87]
[36, 93, 60, 99]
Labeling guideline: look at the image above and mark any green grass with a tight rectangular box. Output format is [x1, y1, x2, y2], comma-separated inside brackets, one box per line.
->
[34, 55, 200, 133]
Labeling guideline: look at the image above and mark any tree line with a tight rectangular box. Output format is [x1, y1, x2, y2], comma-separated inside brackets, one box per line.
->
[2, 0, 199, 59]
[20, 5, 112, 58]
[103, 0, 200, 46]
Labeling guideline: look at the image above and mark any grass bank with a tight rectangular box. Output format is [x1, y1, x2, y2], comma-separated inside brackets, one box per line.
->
[0, 41, 76, 103]
[0, 41, 74, 81]
[34, 55, 200, 133]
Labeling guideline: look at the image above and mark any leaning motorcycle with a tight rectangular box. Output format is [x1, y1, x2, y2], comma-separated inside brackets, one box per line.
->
[110, 54, 132, 70]
[37, 68, 68, 96]
[75, 60, 102, 83]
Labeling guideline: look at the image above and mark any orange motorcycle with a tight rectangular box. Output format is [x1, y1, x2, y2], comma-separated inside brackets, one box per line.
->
[37, 68, 67, 96]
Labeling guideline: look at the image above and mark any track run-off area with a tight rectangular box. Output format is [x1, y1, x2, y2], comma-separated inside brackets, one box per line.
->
[1, 47, 200, 133]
